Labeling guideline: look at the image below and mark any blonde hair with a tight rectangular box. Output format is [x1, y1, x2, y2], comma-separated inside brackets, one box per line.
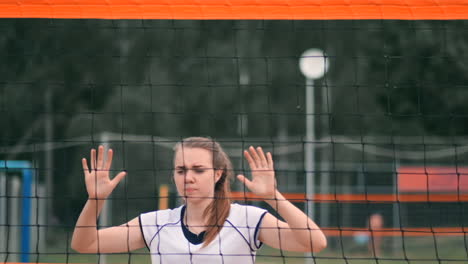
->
[173, 137, 233, 247]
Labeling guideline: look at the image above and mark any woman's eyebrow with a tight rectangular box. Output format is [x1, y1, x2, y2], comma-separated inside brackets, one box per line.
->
[175, 165, 207, 169]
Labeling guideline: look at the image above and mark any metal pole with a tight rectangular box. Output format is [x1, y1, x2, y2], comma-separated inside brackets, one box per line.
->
[306, 78, 315, 218]
[320, 83, 330, 229]
[305, 78, 316, 264]
[299, 49, 328, 264]
[10, 176, 21, 262]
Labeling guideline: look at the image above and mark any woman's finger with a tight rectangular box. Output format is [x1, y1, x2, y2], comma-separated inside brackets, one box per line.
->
[244, 150, 256, 169]
[97, 145, 104, 170]
[248, 146, 261, 167]
[267, 152, 274, 168]
[90, 148, 96, 170]
[256, 147, 268, 167]
[82, 158, 89, 174]
[105, 149, 113, 171]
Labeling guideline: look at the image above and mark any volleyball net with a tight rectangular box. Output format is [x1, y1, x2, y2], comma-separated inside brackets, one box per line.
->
[1, 0, 468, 263]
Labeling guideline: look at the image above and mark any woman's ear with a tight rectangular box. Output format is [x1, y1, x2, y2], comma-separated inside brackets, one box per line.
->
[215, 169, 223, 183]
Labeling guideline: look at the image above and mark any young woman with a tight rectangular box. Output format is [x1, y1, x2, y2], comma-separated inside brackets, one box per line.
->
[71, 137, 327, 263]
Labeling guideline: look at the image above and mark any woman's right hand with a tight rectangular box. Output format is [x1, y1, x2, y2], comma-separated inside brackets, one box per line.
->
[82, 145, 127, 200]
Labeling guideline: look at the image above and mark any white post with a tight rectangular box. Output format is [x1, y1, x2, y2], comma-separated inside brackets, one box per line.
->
[320, 82, 331, 228]
[305, 78, 315, 220]
[30, 183, 46, 253]
[9, 176, 21, 262]
[299, 49, 329, 264]
[304, 78, 316, 264]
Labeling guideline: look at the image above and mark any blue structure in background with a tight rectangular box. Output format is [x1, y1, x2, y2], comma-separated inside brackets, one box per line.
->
[0, 160, 33, 263]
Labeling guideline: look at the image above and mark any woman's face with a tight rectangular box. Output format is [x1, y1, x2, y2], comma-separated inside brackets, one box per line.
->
[174, 147, 222, 202]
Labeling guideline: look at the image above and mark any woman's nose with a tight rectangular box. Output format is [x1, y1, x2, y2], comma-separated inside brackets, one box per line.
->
[184, 170, 195, 183]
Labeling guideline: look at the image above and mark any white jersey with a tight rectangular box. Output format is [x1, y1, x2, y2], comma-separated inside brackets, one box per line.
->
[139, 203, 268, 264]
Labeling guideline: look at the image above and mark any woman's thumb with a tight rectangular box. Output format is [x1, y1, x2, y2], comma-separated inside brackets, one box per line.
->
[111, 171, 127, 187]
[237, 174, 253, 190]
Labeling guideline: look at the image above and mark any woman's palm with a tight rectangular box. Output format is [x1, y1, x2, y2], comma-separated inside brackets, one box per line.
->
[237, 146, 277, 199]
[82, 146, 126, 199]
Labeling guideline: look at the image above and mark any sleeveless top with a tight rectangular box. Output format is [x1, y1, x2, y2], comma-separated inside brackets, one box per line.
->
[139, 203, 267, 264]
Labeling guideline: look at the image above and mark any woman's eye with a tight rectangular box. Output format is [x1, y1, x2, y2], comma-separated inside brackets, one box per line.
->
[194, 169, 205, 173]
[176, 170, 185, 174]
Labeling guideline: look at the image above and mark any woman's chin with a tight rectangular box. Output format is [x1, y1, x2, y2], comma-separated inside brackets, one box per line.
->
[183, 195, 214, 203]
[184, 195, 202, 200]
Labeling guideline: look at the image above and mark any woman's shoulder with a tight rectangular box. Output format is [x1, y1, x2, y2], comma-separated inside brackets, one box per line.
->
[140, 205, 184, 225]
[230, 202, 267, 211]
[228, 203, 268, 222]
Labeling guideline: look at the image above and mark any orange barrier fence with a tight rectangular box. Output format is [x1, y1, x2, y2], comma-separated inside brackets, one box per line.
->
[230, 191, 468, 202]
[324, 226, 467, 237]
[1, 0, 468, 20]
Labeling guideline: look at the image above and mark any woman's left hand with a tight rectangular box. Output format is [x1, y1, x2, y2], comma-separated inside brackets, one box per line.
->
[237, 146, 277, 199]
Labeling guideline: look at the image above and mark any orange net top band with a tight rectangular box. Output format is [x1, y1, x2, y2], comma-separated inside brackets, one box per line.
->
[1, 0, 468, 20]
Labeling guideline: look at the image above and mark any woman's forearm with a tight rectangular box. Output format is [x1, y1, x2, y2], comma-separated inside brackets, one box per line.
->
[265, 191, 327, 251]
[71, 199, 105, 252]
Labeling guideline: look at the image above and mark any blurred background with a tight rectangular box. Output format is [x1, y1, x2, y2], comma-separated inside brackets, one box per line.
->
[1, 19, 468, 263]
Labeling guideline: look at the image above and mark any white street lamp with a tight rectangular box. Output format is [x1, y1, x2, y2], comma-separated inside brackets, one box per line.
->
[299, 49, 329, 262]
[300, 49, 329, 80]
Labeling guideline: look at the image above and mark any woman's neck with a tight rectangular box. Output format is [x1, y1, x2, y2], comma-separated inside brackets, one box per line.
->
[184, 199, 211, 227]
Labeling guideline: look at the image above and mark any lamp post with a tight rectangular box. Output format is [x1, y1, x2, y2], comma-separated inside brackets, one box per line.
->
[299, 49, 329, 263]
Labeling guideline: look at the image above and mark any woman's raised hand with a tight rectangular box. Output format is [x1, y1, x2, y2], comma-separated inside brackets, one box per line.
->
[237, 146, 277, 199]
[82, 146, 126, 200]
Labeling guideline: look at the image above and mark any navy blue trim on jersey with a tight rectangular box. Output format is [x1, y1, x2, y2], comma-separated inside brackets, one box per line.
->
[254, 211, 268, 249]
[138, 215, 150, 250]
[226, 219, 255, 251]
[180, 206, 206, 245]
